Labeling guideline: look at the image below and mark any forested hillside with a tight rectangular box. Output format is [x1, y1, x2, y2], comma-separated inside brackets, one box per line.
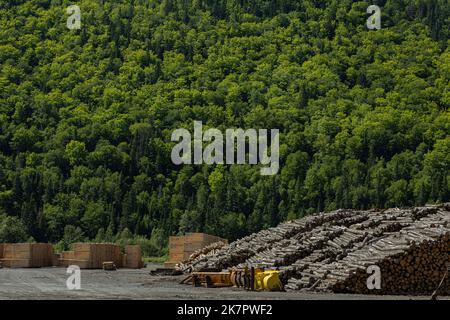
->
[0, 0, 449, 252]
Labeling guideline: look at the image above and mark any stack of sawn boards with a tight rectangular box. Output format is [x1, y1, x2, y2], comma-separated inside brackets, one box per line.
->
[0, 243, 54, 268]
[0, 243, 143, 269]
[165, 233, 227, 268]
[59, 243, 143, 269]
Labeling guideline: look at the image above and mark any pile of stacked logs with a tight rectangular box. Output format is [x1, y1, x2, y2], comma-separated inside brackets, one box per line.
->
[183, 204, 450, 295]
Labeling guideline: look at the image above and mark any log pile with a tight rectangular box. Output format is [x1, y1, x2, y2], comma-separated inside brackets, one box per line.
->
[183, 204, 450, 295]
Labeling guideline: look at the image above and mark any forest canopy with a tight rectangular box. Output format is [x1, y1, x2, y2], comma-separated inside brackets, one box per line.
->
[0, 0, 449, 250]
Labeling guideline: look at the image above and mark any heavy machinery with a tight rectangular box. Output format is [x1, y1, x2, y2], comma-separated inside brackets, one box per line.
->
[181, 267, 283, 292]
[230, 267, 283, 291]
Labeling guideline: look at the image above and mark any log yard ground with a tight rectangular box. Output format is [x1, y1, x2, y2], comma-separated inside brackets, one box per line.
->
[0, 264, 447, 300]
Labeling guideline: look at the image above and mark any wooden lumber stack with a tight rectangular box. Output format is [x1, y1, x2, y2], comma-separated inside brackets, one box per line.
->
[90, 243, 122, 268]
[52, 253, 61, 267]
[60, 251, 75, 260]
[59, 243, 127, 269]
[114, 245, 123, 268]
[123, 245, 143, 269]
[0, 243, 54, 268]
[31, 243, 54, 267]
[0, 242, 142, 269]
[165, 233, 227, 268]
[59, 243, 90, 268]
[1, 244, 32, 268]
[182, 204, 450, 296]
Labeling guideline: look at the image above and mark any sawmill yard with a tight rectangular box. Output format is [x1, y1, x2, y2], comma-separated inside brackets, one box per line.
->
[0, 266, 447, 300]
[1, 204, 449, 300]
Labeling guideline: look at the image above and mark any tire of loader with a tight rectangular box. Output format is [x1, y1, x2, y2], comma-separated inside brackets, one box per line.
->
[243, 272, 249, 290]
[250, 267, 255, 291]
[230, 271, 237, 287]
[236, 272, 243, 287]
[193, 274, 201, 287]
[205, 275, 213, 288]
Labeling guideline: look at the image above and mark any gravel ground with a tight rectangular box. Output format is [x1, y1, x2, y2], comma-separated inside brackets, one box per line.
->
[0, 265, 447, 300]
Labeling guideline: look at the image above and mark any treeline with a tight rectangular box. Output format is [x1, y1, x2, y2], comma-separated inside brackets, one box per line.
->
[0, 0, 449, 249]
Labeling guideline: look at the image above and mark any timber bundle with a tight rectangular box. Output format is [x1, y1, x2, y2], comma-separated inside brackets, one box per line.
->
[183, 204, 450, 295]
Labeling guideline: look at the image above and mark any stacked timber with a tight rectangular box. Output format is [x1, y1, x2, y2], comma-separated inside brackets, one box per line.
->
[61, 250, 75, 260]
[165, 233, 227, 268]
[59, 243, 129, 269]
[0, 243, 54, 268]
[31, 244, 54, 267]
[183, 204, 450, 295]
[122, 253, 127, 268]
[52, 253, 61, 267]
[124, 245, 143, 269]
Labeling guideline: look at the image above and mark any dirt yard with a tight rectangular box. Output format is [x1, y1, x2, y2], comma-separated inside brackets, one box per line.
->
[0, 265, 447, 300]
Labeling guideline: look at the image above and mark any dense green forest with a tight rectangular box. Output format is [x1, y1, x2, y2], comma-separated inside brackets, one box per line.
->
[0, 0, 449, 254]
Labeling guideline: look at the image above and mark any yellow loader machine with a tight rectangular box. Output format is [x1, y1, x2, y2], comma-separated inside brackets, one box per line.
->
[182, 267, 283, 292]
[230, 267, 283, 291]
